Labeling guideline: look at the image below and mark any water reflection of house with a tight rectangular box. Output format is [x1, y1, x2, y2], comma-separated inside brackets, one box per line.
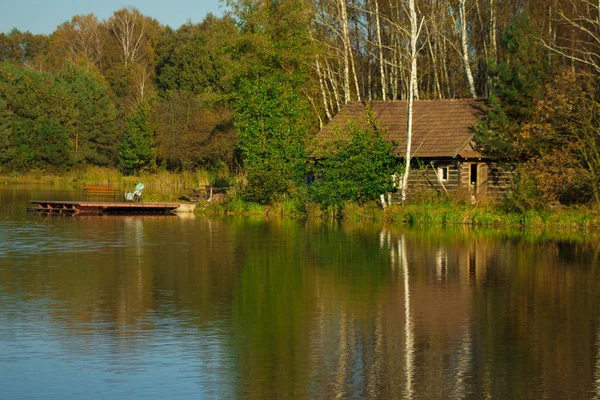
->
[371, 233, 497, 398]
[314, 100, 514, 202]
[303, 231, 496, 398]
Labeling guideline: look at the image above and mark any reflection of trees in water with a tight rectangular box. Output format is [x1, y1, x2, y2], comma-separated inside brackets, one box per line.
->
[596, 325, 600, 400]
[2, 215, 600, 398]
[384, 230, 477, 399]
[374, 227, 600, 399]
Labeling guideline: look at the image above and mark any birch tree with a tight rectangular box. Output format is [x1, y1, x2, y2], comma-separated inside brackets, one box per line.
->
[490, 0, 497, 59]
[400, 0, 421, 204]
[339, 0, 353, 102]
[108, 7, 148, 67]
[52, 14, 104, 66]
[538, 0, 600, 74]
[459, 0, 477, 98]
[374, 0, 387, 100]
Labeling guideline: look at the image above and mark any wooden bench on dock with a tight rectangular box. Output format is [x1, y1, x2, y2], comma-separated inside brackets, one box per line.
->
[83, 184, 118, 201]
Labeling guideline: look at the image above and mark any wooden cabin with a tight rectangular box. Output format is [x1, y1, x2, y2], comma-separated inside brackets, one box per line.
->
[314, 99, 513, 202]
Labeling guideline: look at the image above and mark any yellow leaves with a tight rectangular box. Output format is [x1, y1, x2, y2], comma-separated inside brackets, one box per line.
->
[522, 148, 590, 206]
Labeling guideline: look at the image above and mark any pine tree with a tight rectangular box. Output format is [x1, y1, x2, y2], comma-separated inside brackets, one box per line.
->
[58, 63, 119, 167]
[118, 102, 156, 175]
[474, 16, 549, 160]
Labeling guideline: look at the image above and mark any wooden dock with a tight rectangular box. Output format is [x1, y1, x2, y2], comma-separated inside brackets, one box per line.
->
[28, 200, 181, 216]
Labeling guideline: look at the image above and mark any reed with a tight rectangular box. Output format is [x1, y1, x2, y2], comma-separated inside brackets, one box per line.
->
[268, 197, 306, 218]
[199, 193, 599, 232]
[2, 166, 214, 194]
[394, 201, 599, 230]
[342, 202, 385, 222]
[212, 197, 266, 216]
[304, 201, 325, 219]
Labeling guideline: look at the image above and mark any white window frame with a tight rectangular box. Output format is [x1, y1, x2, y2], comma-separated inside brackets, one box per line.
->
[438, 165, 449, 182]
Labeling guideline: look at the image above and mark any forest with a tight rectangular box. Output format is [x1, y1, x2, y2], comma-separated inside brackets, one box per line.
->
[0, 0, 598, 210]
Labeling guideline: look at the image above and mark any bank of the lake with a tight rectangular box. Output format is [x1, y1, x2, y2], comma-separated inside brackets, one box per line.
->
[199, 197, 600, 231]
[4, 169, 599, 231]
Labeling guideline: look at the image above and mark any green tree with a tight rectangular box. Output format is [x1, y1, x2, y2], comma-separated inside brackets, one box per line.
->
[153, 91, 236, 170]
[0, 62, 75, 171]
[34, 119, 71, 167]
[153, 15, 238, 171]
[155, 15, 236, 96]
[0, 97, 13, 167]
[234, 73, 310, 203]
[310, 122, 397, 212]
[227, 0, 314, 77]
[474, 16, 549, 160]
[0, 29, 49, 68]
[228, 0, 317, 203]
[118, 103, 156, 175]
[58, 63, 119, 166]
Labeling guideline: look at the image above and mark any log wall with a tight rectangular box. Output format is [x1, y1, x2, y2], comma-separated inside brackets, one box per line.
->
[390, 159, 514, 203]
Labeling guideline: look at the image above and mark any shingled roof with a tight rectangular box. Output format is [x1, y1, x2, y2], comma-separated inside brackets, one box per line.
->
[314, 99, 487, 158]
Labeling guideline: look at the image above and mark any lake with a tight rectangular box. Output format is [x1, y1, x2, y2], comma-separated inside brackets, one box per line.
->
[1, 183, 599, 399]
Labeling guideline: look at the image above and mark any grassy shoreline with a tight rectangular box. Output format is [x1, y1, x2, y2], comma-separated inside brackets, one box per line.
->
[4, 169, 598, 231]
[200, 198, 600, 231]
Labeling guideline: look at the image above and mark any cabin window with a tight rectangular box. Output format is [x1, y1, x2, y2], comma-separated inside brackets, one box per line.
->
[438, 165, 449, 182]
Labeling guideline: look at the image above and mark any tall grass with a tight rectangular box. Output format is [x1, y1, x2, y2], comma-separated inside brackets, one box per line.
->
[3, 166, 214, 193]
[268, 196, 306, 218]
[392, 201, 599, 230]
[81, 167, 211, 190]
[201, 191, 600, 231]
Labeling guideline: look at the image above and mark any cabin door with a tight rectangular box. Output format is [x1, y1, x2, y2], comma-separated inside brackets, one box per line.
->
[470, 162, 488, 200]
[478, 163, 488, 199]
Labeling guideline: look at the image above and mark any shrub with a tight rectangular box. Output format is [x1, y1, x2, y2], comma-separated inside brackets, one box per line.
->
[309, 121, 398, 215]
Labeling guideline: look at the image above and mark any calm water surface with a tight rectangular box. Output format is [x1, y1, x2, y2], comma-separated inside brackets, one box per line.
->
[1, 184, 599, 399]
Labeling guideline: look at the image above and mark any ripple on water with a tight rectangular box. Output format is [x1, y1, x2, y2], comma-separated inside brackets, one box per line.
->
[0, 221, 128, 258]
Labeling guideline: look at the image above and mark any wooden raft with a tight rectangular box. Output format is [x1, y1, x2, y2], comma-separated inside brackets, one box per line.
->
[28, 200, 181, 216]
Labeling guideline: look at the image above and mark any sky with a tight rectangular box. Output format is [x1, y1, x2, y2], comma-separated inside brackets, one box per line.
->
[0, 0, 225, 35]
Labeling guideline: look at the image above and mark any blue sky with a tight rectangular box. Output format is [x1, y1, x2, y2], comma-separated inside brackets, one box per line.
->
[1, 0, 225, 34]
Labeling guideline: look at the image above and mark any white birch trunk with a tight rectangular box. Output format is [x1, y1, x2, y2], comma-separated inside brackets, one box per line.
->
[459, 0, 477, 99]
[375, 0, 387, 100]
[392, 34, 400, 100]
[339, 0, 352, 103]
[425, 24, 442, 99]
[326, 62, 341, 112]
[401, 0, 419, 204]
[367, 60, 373, 100]
[316, 57, 333, 121]
[412, 51, 420, 100]
[475, 0, 489, 63]
[490, 0, 497, 60]
[412, 0, 420, 101]
[442, 35, 452, 97]
[350, 46, 362, 101]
